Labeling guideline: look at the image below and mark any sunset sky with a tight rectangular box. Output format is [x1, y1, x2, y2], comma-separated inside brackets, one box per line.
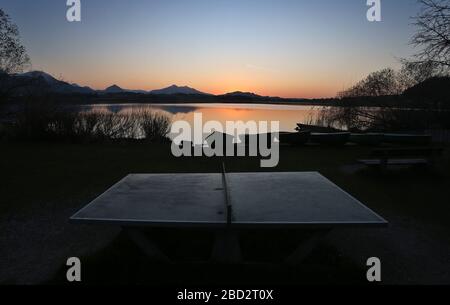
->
[2, 0, 420, 98]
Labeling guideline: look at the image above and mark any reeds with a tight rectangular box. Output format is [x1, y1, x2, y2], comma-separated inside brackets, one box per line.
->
[11, 103, 171, 142]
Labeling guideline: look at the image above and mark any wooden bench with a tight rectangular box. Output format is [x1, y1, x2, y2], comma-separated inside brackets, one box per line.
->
[358, 147, 445, 170]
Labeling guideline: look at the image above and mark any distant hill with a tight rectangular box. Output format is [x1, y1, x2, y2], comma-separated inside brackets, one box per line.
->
[15, 71, 96, 95]
[72, 83, 96, 93]
[20, 71, 60, 85]
[104, 84, 125, 93]
[403, 77, 450, 100]
[218, 91, 284, 102]
[222, 91, 263, 98]
[101, 84, 149, 94]
[149, 85, 208, 95]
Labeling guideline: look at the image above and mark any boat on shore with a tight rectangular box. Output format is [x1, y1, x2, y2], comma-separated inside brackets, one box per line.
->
[237, 131, 311, 147]
[383, 134, 432, 145]
[238, 133, 275, 147]
[350, 133, 384, 146]
[296, 123, 340, 133]
[310, 132, 351, 146]
[278, 131, 311, 146]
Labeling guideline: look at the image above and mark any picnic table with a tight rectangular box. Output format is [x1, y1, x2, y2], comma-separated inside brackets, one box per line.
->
[358, 146, 444, 170]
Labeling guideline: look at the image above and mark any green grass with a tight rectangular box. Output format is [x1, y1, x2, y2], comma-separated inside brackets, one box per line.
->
[1, 142, 450, 284]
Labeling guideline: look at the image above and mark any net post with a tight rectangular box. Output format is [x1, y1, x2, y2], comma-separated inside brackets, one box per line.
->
[221, 162, 232, 226]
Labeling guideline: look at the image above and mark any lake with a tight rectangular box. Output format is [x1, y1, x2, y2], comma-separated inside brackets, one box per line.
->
[79, 103, 327, 140]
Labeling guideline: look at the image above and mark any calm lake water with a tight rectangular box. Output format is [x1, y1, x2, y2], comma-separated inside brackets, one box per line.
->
[80, 103, 327, 140]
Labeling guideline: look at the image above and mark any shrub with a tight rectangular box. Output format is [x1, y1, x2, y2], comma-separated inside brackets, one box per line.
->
[138, 109, 171, 142]
[7, 103, 172, 143]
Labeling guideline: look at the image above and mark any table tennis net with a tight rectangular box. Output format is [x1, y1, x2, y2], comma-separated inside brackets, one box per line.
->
[222, 163, 233, 225]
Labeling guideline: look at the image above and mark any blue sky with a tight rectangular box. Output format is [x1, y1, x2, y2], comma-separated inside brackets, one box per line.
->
[1, 0, 421, 97]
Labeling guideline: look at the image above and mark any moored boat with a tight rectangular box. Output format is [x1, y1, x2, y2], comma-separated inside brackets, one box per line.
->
[349, 133, 384, 146]
[310, 132, 351, 145]
[278, 131, 311, 146]
[383, 134, 432, 145]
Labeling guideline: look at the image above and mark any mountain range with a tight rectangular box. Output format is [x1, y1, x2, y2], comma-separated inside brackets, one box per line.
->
[12, 71, 213, 96]
[2, 70, 447, 107]
[104, 83, 209, 95]
[2, 71, 282, 99]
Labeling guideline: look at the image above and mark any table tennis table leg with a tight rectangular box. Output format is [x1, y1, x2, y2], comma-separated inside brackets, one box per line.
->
[285, 229, 331, 265]
[122, 227, 172, 263]
[211, 229, 243, 264]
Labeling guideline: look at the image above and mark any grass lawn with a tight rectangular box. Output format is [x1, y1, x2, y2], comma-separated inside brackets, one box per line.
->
[1, 142, 450, 284]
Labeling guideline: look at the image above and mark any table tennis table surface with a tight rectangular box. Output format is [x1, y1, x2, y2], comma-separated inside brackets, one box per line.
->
[71, 172, 387, 228]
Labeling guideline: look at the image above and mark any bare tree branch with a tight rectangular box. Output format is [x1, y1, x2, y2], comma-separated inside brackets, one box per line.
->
[411, 0, 450, 71]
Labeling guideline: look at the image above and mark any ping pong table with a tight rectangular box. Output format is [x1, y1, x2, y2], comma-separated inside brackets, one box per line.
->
[71, 171, 387, 264]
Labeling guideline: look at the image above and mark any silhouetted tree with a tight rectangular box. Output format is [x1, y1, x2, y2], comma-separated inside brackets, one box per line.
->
[338, 68, 401, 98]
[0, 9, 29, 74]
[397, 60, 440, 92]
[329, 65, 441, 131]
[0, 8, 31, 108]
[319, 1, 450, 132]
[411, 0, 450, 72]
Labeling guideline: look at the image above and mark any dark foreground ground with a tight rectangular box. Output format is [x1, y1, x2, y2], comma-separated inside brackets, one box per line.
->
[0, 142, 450, 285]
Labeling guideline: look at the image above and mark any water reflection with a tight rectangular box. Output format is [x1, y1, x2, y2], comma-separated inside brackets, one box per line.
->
[79, 103, 326, 140]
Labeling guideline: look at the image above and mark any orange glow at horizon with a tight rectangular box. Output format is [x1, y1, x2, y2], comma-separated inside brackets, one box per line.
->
[10, 0, 416, 101]
[64, 71, 340, 99]
[45, 53, 348, 99]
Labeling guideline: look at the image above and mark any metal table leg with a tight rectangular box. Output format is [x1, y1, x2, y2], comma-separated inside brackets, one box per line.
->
[285, 229, 331, 265]
[122, 227, 172, 263]
[211, 229, 243, 264]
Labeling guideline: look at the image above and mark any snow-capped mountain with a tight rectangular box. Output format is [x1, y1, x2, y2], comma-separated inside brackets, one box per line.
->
[4, 71, 216, 96]
[17, 71, 95, 94]
[20, 71, 60, 85]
